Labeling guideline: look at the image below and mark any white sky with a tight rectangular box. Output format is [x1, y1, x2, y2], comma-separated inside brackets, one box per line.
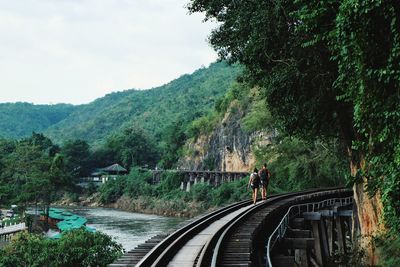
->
[0, 0, 218, 104]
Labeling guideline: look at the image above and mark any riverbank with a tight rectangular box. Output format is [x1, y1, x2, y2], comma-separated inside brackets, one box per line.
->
[107, 196, 212, 218]
[53, 193, 214, 218]
[61, 206, 186, 251]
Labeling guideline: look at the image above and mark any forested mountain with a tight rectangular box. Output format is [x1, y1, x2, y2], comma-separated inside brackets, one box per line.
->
[0, 62, 241, 145]
[45, 62, 240, 145]
[0, 103, 76, 139]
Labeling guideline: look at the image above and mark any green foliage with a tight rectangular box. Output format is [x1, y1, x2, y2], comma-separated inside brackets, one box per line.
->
[375, 232, 400, 267]
[332, 0, 400, 234]
[23, 132, 59, 155]
[42, 62, 241, 146]
[0, 103, 75, 139]
[211, 82, 273, 134]
[186, 112, 219, 140]
[254, 136, 346, 192]
[188, 0, 400, 244]
[159, 121, 187, 168]
[66, 192, 80, 203]
[188, 0, 343, 140]
[98, 169, 256, 213]
[85, 182, 98, 195]
[0, 133, 71, 209]
[191, 183, 213, 202]
[241, 99, 273, 133]
[0, 229, 123, 267]
[211, 178, 249, 206]
[124, 168, 153, 198]
[98, 177, 126, 204]
[99, 168, 154, 203]
[105, 127, 159, 169]
[202, 156, 216, 171]
[214, 82, 248, 114]
[61, 139, 91, 178]
[156, 172, 184, 195]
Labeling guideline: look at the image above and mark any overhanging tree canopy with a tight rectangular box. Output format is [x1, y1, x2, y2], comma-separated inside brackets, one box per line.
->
[188, 0, 400, 253]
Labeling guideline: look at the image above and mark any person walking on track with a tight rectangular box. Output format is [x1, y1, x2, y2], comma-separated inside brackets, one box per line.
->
[259, 163, 271, 200]
[248, 168, 260, 204]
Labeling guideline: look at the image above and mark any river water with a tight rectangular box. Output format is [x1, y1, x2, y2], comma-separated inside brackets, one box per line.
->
[61, 207, 186, 251]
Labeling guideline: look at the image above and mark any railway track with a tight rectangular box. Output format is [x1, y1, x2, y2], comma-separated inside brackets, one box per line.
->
[109, 187, 351, 267]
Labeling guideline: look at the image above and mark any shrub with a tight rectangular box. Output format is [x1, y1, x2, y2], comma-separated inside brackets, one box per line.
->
[0, 229, 123, 267]
[124, 168, 153, 198]
[253, 136, 347, 192]
[98, 177, 126, 203]
[375, 232, 400, 267]
[191, 183, 213, 202]
[85, 182, 98, 195]
[156, 172, 183, 195]
[212, 178, 248, 206]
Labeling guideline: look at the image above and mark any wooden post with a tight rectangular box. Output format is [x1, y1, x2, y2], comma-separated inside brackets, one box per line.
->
[186, 181, 191, 192]
[326, 217, 334, 256]
[300, 249, 308, 267]
[180, 181, 185, 191]
[311, 221, 323, 265]
[320, 218, 330, 258]
[335, 208, 346, 254]
[214, 174, 219, 187]
[295, 249, 309, 267]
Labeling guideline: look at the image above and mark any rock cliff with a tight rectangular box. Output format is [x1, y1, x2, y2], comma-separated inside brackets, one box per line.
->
[180, 106, 274, 172]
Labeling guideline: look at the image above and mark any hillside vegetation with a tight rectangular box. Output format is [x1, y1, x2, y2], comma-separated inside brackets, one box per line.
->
[45, 62, 241, 145]
[0, 103, 76, 139]
[182, 81, 347, 190]
[0, 62, 240, 146]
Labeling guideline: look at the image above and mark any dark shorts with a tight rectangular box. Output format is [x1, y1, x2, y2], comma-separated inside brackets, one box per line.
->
[251, 182, 259, 189]
[260, 179, 269, 187]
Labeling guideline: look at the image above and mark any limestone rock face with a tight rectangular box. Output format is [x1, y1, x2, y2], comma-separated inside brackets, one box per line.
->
[350, 157, 385, 265]
[180, 108, 273, 172]
[354, 182, 385, 265]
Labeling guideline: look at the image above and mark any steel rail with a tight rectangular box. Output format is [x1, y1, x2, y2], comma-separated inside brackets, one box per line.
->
[195, 193, 286, 267]
[135, 187, 347, 267]
[196, 193, 297, 267]
[209, 187, 348, 267]
[135, 198, 253, 266]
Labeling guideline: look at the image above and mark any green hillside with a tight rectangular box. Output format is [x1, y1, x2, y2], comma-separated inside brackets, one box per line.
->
[0, 103, 76, 139]
[44, 62, 241, 145]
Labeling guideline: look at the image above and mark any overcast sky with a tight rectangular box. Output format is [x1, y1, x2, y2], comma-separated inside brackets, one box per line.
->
[0, 0, 218, 105]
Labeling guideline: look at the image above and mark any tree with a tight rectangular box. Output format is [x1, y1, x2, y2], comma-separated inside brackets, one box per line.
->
[188, 0, 400, 263]
[0, 142, 51, 208]
[106, 127, 159, 169]
[160, 120, 187, 168]
[61, 139, 91, 178]
[23, 132, 60, 156]
[254, 136, 346, 191]
[0, 134, 71, 219]
[0, 229, 123, 267]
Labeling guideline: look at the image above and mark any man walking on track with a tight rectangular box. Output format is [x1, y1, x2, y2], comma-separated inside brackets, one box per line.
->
[259, 163, 271, 200]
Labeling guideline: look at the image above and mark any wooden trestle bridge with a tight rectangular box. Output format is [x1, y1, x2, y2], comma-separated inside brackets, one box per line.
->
[109, 187, 354, 267]
[152, 170, 249, 192]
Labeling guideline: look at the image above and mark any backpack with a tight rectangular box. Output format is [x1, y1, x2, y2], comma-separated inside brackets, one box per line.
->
[251, 172, 260, 183]
[260, 169, 268, 182]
